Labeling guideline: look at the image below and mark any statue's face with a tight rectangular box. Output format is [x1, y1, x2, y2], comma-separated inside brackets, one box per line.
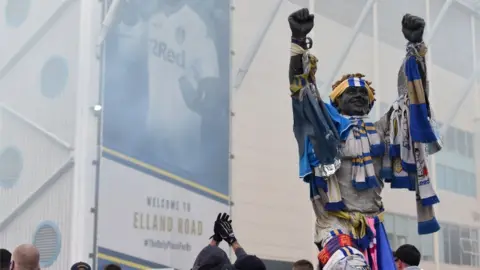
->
[336, 86, 371, 116]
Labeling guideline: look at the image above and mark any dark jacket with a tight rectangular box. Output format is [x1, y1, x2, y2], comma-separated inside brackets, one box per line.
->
[192, 245, 231, 270]
[192, 245, 265, 270]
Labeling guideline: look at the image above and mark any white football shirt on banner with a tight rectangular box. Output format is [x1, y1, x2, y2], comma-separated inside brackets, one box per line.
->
[146, 4, 219, 168]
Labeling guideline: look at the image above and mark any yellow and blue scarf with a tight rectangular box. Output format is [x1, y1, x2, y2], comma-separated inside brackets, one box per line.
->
[347, 117, 384, 190]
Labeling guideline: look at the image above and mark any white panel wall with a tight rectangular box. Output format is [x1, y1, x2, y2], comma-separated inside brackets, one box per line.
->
[0, 171, 74, 270]
[0, 0, 101, 268]
[231, 0, 316, 262]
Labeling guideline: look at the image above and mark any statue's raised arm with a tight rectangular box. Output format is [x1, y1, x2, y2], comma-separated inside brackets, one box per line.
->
[379, 14, 443, 199]
[288, 9, 442, 270]
[288, 8, 314, 85]
[288, 8, 342, 179]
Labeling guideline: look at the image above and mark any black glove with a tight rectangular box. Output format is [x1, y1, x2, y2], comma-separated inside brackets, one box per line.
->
[215, 213, 237, 245]
[210, 213, 226, 242]
[288, 8, 314, 39]
[402, 13, 425, 43]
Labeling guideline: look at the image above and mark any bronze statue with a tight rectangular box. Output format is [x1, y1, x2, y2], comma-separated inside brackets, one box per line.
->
[288, 8, 442, 269]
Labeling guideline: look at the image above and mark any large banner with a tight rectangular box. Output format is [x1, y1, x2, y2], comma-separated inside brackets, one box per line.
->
[98, 0, 230, 269]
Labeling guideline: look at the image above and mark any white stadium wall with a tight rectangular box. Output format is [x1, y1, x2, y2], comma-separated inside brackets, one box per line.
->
[0, 0, 101, 269]
[230, 0, 316, 263]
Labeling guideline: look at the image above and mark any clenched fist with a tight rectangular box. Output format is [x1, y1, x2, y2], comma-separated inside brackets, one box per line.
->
[288, 8, 314, 38]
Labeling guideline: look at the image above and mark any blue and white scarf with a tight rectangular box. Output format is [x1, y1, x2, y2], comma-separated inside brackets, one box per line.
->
[380, 42, 442, 234]
[304, 114, 384, 211]
[344, 116, 384, 190]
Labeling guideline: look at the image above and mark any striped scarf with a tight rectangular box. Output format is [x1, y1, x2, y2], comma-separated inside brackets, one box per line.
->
[310, 115, 384, 211]
[381, 42, 441, 235]
[346, 116, 384, 190]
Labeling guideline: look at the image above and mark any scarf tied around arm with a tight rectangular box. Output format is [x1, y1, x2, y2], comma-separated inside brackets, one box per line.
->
[380, 42, 441, 234]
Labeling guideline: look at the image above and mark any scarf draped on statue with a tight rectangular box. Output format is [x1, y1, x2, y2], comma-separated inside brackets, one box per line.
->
[291, 43, 342, 178]
[381, 42, 442, 234]
[290, 41, 441, 236]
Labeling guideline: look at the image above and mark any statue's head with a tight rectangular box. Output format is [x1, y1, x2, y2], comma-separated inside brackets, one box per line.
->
[329, 74, 376, 116]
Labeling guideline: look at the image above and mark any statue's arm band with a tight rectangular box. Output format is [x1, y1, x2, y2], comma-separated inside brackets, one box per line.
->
[291, 37, 308, 48]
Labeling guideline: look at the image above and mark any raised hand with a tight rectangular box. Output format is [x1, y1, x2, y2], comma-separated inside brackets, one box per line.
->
[288, 8, 314, 38]
[402, 13, 425, 43]
[210, 213, 226, 243]
[214, 213, 237, 245]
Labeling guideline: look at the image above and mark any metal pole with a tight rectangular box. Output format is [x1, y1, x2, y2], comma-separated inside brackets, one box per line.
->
[70, 0, 102, 267]
[90, 0, 109, 268]
[228, 0, 235, 261]
[424, 0, 441, 268]
[472, 8, 480, 226]
[96, 0, 122, 48]
[319, 0, 376, 95]
[233, 0, 284, 90]
[471, 16, 478, 137]
[469, 15, 480, 263]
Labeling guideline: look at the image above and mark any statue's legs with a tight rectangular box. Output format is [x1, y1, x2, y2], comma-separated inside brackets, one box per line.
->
[313, 205, 395, 269]
[313, 206, 369, 269]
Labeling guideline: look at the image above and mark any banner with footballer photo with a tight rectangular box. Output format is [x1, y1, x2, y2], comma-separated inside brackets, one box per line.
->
[97, 0, 231, 269]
